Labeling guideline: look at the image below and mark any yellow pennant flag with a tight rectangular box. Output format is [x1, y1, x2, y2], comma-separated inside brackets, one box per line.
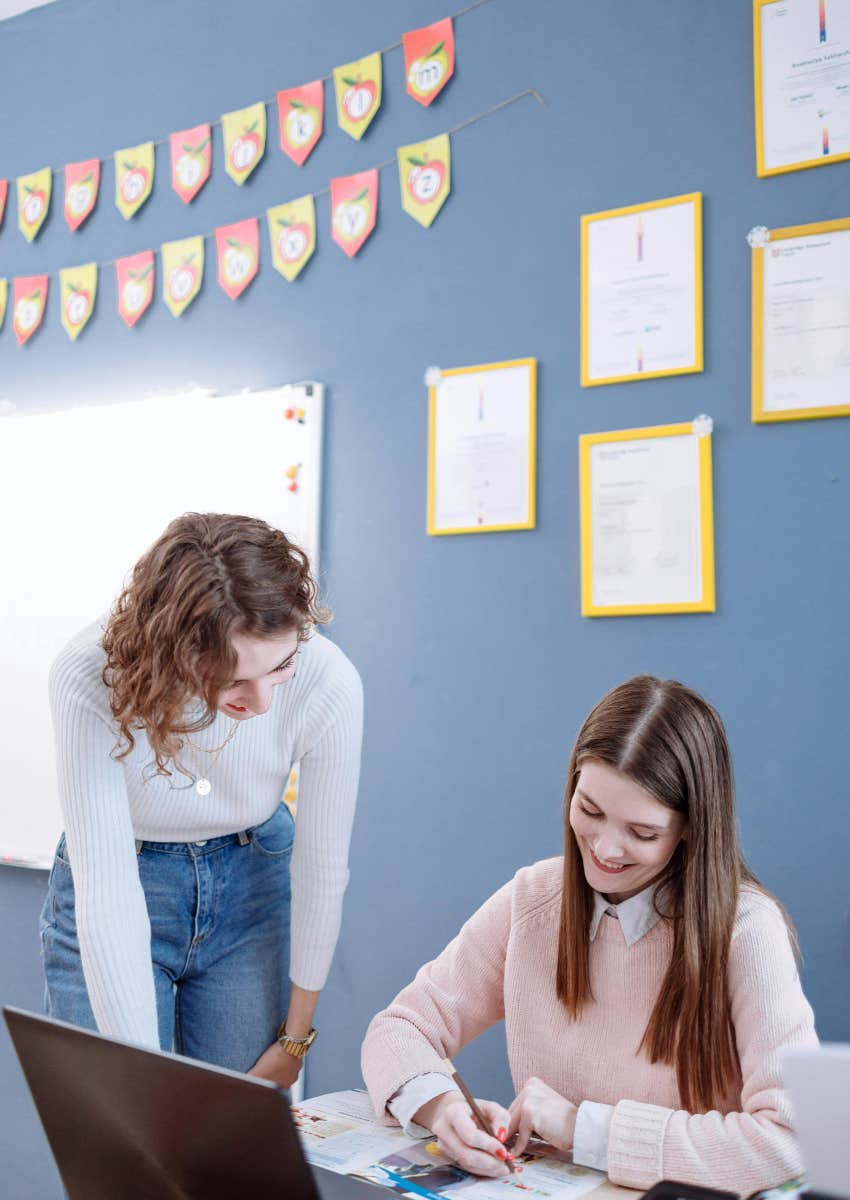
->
[17, 167, 52, 242]
[333, 52, 382, 140]
[115, 142, 155, 219]
[0, 278, 7, 331]
[398, 134, 451, 228]
[162, 236, 204, 317]
[59, 263, 97, 341]
[222, 102, 266, 185]
[267, 195, 316, 282]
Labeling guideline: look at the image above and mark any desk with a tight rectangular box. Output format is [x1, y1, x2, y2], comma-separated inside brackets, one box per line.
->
[314, 1166, 642, 1200]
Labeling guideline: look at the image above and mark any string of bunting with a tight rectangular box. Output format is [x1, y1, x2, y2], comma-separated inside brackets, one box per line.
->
[1, 90, 544, 345]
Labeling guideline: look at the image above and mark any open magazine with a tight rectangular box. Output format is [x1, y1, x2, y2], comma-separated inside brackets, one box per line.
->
[293, 1090, 609, 1200]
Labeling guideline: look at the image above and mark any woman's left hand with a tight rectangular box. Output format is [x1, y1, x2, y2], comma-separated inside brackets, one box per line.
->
[507, 1077, 578, 1157]
[248, 1040, 304, 1089]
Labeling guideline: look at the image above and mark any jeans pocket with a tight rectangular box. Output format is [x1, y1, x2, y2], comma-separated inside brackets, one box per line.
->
[250, 805, 295, 858]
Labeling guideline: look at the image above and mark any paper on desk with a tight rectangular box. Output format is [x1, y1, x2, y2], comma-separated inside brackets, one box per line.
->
[295, 1092, 606, 1200]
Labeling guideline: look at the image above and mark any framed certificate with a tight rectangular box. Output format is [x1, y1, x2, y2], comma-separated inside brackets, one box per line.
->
[581, 193, 703, 387]
[579, 420, 715, 617]
[427, 358, 536, 536]
[754, 0, 850, 176]
[752, 216, 850, 422]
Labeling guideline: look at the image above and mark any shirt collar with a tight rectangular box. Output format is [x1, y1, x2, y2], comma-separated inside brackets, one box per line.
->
[589, 883, 662, 946]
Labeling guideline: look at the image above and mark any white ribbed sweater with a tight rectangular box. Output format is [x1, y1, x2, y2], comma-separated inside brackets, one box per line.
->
[49, 621, 363, 1049]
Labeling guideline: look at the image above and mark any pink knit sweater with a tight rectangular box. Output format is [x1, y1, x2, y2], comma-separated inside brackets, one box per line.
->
[361, 858, 818, 1194]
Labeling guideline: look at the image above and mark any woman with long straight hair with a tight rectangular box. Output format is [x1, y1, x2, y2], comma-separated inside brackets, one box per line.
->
[361, 676, 817, 1195]
[44, 512, 363, 1088]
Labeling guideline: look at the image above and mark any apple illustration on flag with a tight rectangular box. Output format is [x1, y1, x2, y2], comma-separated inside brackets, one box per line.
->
[123, 267, 152, 315]
[342, 77, 376, 122]
[223, 240, 256, 286]
[406, 156, 445, 204]
[169, 257, 198, 302]
[277, 217, 310, 263]
[121, 163, 149, 205]
[285, 100, 319, 147]
[333, 189, 371, 241]
[64, 283, 91, 327]
[176, 152, 202, 190]
[23, 187, 45, 227]
[67, 175, 94, 217]
[231, 124, 260, 172]
[408, 41, 449, 99]
[15, 292, 41, 333]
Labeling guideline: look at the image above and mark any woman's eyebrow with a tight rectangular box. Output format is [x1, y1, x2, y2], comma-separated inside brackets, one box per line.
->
[577, 789, 669, 830]
[226, 649, 297, 687]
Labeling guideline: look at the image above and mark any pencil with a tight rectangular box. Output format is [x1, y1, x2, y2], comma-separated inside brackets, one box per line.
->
[445, 1061, 517, 1174]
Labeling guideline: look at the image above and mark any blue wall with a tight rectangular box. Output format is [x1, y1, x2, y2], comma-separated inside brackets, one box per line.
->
[1, 0, 848, 1193]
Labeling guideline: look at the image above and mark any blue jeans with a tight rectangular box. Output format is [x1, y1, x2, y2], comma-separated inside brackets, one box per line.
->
[40, 803, 294, 1073]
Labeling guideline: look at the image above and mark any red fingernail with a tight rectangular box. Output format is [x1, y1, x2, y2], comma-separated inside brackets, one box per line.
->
[497, 1127, 507, 1142]
[495, 1149, 507, 1160]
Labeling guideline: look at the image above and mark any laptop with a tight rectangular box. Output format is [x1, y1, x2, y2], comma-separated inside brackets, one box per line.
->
[4, 1006, 384, 1200]
[780, 1044, 850, 1200]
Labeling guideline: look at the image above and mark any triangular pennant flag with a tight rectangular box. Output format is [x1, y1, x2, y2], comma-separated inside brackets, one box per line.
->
[0, 181, 8, 229]
[331, 169, 378, 257]
[13, 275, 48, 345]
[115, 143, 155, 219]
[64, 159, 100, 231]
[222, 103, 266, 185]
[170, 124, 211, 204]
[162, 236, 204, 317]
[398, 134, 451, 228]
[0, 279, 7, 331]
[277, 81, 324, 166]
[17, 168, 52, 242]
[116, 250, 155, 327]
[403, 18, 455, 106]
[216, 218, 259, 299]
[60, 263, 97, 341]
[267, 195, 316, 281]
[333, 52, 382, 140]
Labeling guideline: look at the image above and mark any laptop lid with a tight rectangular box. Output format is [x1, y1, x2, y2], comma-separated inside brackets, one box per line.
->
[781, 1043, 850, 1200]
[3, 1006, 378, 1200]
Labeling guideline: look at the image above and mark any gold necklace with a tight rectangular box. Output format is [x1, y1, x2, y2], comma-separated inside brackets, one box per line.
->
[184, 719, 241, 796]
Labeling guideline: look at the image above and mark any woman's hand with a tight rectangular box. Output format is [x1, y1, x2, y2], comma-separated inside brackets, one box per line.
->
[507, 1077, 578, 1157]
[248, 1040, 304, 1089]
[414, 1092, 516, 1178]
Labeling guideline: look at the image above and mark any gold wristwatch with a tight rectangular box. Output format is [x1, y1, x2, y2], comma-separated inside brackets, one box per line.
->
[277, 1022, 317, 1059]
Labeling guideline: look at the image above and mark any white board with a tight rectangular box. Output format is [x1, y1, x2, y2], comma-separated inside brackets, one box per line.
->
[0, 383, 323, 868]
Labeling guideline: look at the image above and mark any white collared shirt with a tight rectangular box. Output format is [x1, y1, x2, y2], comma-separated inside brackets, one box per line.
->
[387, 884, 661, 1174]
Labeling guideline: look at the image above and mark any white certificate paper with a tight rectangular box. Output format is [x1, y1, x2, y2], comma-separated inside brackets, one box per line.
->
[583, 196, 701, 385]
[758, 0, 850, 173]
[429, 361, 535, 534]
[761, 226, 850, 413]
[584, 432, 710, 612]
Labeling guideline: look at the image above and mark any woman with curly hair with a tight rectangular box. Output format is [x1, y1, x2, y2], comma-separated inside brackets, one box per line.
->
[43, 512, 363, 1089]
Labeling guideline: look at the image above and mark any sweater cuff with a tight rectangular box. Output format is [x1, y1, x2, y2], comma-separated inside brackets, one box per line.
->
[573, 1101, 614, 1173]
[606, 1099, 673, 1190]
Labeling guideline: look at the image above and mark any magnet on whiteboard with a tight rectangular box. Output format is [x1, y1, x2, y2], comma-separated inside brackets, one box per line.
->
[746, 226, 770, 248]
[692, 414, 713, 437]
[424, 366, 442, 387]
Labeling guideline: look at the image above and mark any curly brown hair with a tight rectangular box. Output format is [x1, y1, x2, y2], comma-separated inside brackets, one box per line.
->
[101, 513, 329, 772]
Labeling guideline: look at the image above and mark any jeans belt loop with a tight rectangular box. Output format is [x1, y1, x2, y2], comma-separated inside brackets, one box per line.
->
[238, 830, 251, 846]
[135, 839, 144, 855]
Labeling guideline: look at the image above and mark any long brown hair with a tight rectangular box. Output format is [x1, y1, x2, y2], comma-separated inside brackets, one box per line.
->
[556, 675, 795, 1112]
[101, 513, 329, 771]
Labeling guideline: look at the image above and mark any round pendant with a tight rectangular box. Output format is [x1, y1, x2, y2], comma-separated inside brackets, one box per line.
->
[195, 778, 212, 797]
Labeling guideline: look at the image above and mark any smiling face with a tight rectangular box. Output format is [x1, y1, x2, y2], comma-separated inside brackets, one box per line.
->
[217, 628, 300, 719]
[568, 758, 686, 902]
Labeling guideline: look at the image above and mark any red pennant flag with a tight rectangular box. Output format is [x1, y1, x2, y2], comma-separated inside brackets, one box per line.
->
[63, 159, 100, 231]
[403, 18, 455, 106]
[13, 275, 48, 345]
[277, 81, 324, 166]
[0, 180, 7, 229]
[216, 218, 259, 299]
[170, 124, 212, 204]
[116, 250, 155, 327]
[331, 169, 378, 258]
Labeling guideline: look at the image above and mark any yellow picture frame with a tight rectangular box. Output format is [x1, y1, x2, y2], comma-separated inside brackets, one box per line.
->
[579, 421, 716, 617]
[580, 193, 704, 388]
[754, 0, 850, 178]
[752, 216, 850, 422]
[427, 358, 537, 536]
